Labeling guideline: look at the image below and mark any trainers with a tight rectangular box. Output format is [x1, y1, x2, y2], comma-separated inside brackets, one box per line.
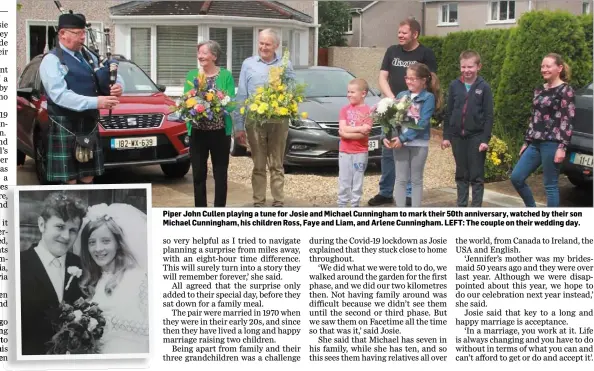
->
[368, 194, 394, 206]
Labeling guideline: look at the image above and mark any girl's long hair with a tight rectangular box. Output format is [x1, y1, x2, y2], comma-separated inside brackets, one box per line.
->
[408, 63, 442, 111]
[79, 217, 138, 298]
[545, 53, 571, 82]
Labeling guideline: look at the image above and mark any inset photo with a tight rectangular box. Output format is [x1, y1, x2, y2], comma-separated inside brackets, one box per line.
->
[14, 185, 151, 360]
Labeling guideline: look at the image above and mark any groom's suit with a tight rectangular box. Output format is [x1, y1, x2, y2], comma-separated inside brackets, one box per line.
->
[20, 245, 85, 355]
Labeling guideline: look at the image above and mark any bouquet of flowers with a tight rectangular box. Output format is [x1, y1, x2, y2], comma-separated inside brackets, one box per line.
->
[46, 297, 107, 355]
[371, 96, 422, 140]
[172, 72, 234, 128]
[240, 49, 308, 125]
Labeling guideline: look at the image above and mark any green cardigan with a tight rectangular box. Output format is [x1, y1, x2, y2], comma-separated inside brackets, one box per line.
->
[183, 68, 236, 136]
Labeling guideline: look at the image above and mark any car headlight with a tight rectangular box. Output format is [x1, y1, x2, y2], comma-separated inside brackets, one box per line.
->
[167, 112, 184, 122]
[290, 118, 321, 129]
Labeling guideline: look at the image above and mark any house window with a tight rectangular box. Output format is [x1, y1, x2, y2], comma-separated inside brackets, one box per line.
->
[490, 1, 515, 22]
[232, 28, 254, 81]
[131, 28, 151, 76]
[28, 23, 58, 60]
[346, 14, 353, 33]
[440, 3, 458, 24]
[208, 28, 228, 67]
[583, 1, 591, 14]
[156, 26, 198, 86]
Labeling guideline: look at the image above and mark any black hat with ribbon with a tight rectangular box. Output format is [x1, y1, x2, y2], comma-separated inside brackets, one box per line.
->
[58, 12, 86, 30]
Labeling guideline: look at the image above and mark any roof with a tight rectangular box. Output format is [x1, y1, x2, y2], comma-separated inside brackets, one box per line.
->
[110, 1, 313, 23]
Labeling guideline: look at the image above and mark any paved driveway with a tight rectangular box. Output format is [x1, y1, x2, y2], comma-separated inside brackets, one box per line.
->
[16, 158, 591, 208]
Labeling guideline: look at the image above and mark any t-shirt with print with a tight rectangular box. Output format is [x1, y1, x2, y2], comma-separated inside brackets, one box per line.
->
[339, 103, 373, 154]
[380, 44, 437, 97]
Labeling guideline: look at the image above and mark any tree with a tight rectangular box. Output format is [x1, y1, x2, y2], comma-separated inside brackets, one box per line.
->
[318, 1, 350, 48]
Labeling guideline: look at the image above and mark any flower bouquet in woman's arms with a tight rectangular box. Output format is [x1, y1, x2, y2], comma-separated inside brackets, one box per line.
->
[46, 297, 107, 354]
[240, 49, 308, 125]
[171, 72, 235, 128]
[371, 96, 422, 140]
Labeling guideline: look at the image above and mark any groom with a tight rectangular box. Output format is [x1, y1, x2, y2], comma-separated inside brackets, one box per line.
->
[20, 192, 88, 355]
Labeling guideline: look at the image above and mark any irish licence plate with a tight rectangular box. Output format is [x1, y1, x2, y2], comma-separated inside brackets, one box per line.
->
[571, 153, 593, 168]
[110, 137, 157, 149]
[368, 140, 379, 151]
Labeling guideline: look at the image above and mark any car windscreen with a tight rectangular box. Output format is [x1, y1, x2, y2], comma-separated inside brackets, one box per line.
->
[294, 69, 356, 98]
[118, 61, 159, 94]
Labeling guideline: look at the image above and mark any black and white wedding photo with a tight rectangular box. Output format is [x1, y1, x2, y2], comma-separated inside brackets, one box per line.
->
[14, 185, 151, 360]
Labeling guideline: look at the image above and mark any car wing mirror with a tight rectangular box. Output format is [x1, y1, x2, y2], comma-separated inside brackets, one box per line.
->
[157, 84, 167, 92]
[17, 87, 38, 100]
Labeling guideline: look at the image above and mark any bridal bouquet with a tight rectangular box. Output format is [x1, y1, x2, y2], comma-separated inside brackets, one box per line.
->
[46, 297, 107, 355]
[371, 96, 422, 140]
[172, 72, 234, 127]
[240, 49, 308, 125]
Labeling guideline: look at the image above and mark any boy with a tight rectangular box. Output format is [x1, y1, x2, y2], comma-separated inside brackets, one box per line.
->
[337, 78, 373, 207]
[442, 50, 494, 207]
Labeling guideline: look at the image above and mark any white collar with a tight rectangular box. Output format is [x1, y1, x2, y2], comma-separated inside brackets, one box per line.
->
[34, 242, 67, 268]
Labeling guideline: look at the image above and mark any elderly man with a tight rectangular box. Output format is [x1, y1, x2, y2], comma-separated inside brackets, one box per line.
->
[39, 12, 123, 185]
[235, 29, 295, 207]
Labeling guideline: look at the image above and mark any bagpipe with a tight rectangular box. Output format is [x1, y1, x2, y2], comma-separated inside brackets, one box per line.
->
[54, 1, 118, 117]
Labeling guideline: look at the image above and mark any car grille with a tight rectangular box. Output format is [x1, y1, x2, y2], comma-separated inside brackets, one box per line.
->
[101, 134, 178, 163]
[99, 114, 164, 130]
[318, 122, 382, 137]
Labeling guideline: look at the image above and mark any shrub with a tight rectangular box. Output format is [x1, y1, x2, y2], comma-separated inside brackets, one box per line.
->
[437, 31, 474, 85]
[419, 36, 443, 65]
[485, 135, 513, 182]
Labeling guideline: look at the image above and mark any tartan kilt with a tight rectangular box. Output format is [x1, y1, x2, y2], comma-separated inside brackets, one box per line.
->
[46, 115, 104, 182]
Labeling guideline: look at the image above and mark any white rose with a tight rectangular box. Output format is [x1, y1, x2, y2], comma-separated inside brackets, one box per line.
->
[88, 318, 98, 332]
[73, 310, 83, 322]
[221, 96, 230, 106]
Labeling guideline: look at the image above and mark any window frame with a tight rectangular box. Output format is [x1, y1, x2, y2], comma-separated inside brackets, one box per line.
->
[438, 3, 459, 27]
[345, 14, 353, 34]
[488, 1, 516, 24]
[583, 1, 591, 15]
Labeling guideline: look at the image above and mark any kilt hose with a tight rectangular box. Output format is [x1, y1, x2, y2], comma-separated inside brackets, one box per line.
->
[46, 115, 104, 183]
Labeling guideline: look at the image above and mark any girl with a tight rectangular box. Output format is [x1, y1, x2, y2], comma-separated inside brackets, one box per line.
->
[79, 211, 149, 354]
[385, 63, 441, 207]
[510, 53, 575, 207]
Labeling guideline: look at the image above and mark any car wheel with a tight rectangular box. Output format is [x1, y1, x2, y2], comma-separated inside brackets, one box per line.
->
[230, 134, 247, 157]
[161, 160, 191, 178]
[567, 174, 592, 189]
[17, 149, 26, 166]
[34, 130, 50, 185]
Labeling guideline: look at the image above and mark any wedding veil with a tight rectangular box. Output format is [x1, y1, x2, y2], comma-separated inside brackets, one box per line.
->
[72, 203, 148, 270]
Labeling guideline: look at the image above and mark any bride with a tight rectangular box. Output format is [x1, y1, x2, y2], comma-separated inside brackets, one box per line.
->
[74, 203, 149, 354]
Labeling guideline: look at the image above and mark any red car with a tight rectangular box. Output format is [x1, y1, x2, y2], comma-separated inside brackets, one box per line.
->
[17, 54, 191, 184]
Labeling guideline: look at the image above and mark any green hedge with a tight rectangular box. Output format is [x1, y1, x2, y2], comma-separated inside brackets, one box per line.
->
[418, 10, 592, 161]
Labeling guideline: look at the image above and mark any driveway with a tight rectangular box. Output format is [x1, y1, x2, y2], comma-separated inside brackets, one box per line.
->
[16, 157, 590, 208]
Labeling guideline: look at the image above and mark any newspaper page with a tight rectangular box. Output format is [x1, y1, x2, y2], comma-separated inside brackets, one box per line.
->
[1, 1, 594, 371]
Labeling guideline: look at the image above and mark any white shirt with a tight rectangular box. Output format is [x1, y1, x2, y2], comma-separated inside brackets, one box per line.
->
[34, 244, 67, 303]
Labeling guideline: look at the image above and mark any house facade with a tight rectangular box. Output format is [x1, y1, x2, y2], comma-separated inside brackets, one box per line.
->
[344, 1, 423, 47]
[17, 1, 317, 96]
[424, 0, 592, 36]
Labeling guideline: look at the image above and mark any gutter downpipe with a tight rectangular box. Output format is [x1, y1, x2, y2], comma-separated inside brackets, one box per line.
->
[314, 1, 319, 66]
[358, 9, 362, 47]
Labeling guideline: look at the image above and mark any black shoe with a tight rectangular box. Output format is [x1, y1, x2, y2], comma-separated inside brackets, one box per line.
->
[406, 197, 412, 207]
[368, 194, 394, 206]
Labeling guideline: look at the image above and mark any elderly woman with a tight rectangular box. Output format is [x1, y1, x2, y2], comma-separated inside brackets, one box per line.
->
[183, 40, 236, 207]
[234, 29, 295, 207]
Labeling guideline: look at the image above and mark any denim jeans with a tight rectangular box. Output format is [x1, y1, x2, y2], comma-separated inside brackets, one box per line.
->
[510, 141, 561, 207]
[379, 145, 412, 198]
